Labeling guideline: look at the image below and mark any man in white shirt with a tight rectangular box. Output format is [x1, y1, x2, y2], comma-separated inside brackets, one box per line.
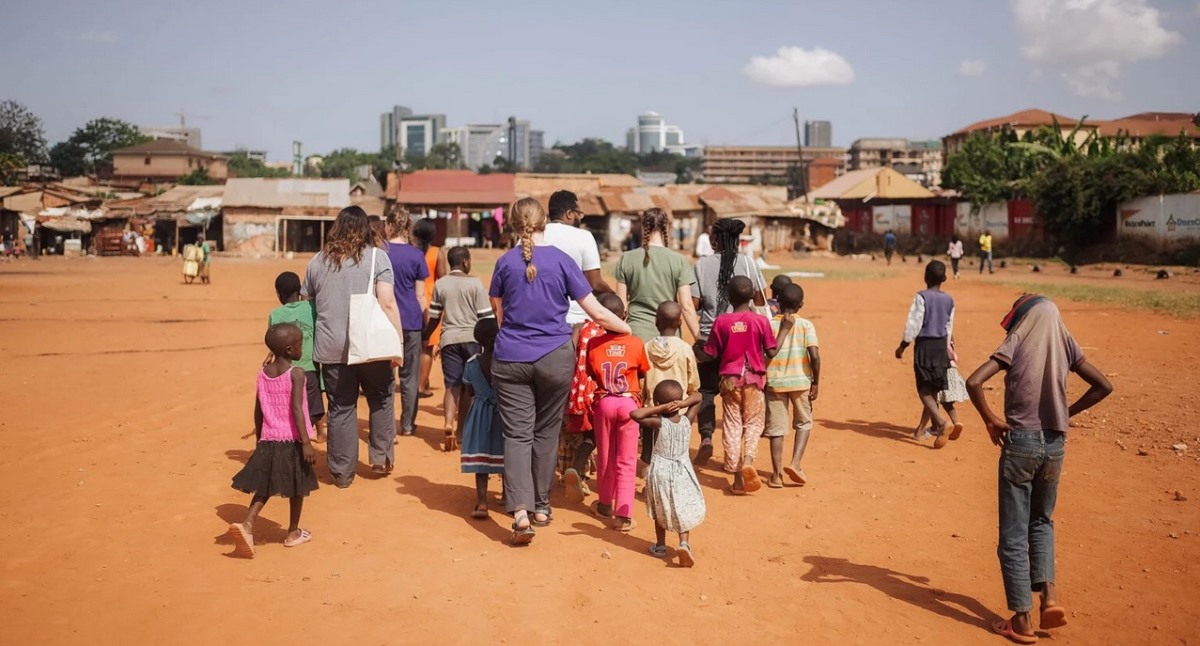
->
[543, 190, 612, 324]
[694, 228, 713, 257]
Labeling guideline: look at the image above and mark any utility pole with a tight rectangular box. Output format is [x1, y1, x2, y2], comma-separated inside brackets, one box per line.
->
[792, 108, 808, 200]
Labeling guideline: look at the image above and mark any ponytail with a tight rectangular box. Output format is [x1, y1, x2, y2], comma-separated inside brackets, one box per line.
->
[509, 197, 547, 283]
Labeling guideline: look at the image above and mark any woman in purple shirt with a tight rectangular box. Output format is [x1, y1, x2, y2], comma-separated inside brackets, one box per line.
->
[489, 198, 629, 546]
[384, 209, 430, 438]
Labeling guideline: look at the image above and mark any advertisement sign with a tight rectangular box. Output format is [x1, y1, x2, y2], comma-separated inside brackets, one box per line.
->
[1118, 194, 1200, 243]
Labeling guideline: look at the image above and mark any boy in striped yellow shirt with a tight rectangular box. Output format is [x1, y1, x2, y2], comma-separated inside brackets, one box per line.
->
[764, 283, 821, 488]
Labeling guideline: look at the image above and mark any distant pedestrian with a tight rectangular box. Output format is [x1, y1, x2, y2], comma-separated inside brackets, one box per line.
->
[884, 230, 897, 265]
[895, 260, 961, 448]
[979, 230, 994, 275]
[948, 234, 964, 279]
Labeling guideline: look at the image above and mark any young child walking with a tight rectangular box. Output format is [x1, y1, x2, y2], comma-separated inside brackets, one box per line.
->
[426, 246, 494, 451]
[702, 276, 783, 494]
[965, 295, 1112, 644]
[561, 318, 604, 503]
[228, 323, 319, 558]
[895, 260, 961, 449]
[268, 272, 325, 442]
[641, 301, 701, 467]
[764, 283, 820, 488]
[914, 339, 967, 440]
[631, 380, 704, 567]
[458, 318, 505, 519]
[587, 294, 650, 532]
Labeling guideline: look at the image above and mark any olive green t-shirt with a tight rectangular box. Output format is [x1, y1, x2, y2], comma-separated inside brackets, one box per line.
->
[614, 247, 696, 342]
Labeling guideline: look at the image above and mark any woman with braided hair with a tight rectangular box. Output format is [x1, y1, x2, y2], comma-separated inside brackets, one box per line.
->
[488, 197, 630, 546]
[690, 218, 768, 464]
[614, 208, 700, 342]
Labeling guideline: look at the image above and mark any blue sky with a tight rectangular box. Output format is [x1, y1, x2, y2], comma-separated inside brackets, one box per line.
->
[3, 0, 1197, 161]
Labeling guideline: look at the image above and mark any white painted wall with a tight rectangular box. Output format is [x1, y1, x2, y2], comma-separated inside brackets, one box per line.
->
[1118, 194, 1200, 244]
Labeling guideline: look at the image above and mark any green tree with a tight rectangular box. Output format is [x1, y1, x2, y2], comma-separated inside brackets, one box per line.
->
[50, 117, 150, 176]
[491, 156, 521, 173]
[177, 166, 216, 185]
[0, 152, 25, 184]
[228, 152, 291, 178]
[424, 142, 465, 170]
[0, 100, 47, 163]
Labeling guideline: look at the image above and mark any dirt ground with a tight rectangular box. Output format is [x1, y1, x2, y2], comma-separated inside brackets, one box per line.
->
[1, 251, 1197, 645]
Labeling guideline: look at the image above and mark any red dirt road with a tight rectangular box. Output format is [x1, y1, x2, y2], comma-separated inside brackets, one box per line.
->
[1, 254, 1197, 645]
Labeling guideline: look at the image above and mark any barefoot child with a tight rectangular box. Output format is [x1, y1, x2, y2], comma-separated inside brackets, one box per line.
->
[458, 318, 504, 518]
[587, 294, 650, 532]
[764, 283, 820, 488]
[895, 260, 959, 449]
[965, 295, 1112, 644]
[915, 338, 966, 441]
[701, 276, 784, 494]
[228, 323, 319, 557]
[641, 301, 700, 468]
[631, 380, 704, 567]
[269, 272, 325, 441]
[426, 246, 494, 451]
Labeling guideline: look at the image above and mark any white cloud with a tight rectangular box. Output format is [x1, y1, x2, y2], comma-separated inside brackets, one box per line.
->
[959, 59, 988, 77]
[57, 30, 118, 43]
[742, 46, 855, 88]
[1012, 0, 1180, 100]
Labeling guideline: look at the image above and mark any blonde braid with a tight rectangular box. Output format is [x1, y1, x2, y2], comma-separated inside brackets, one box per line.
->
[521, 224, 537, 282]
[510, 197, 545, 282]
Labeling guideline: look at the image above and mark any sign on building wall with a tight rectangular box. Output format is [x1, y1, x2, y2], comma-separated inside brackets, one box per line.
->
[956, 202, 1009, 240]
[871, 205, 911, 234]
[1118, 194, 1200, 244]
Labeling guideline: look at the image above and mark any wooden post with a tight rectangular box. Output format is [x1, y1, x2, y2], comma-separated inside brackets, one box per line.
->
[281, 218, 288, 254]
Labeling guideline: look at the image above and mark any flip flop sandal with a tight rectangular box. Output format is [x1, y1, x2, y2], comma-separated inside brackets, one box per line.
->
[228, 524, 255, 558]
[767, 478, 784, 489]
[648, 544, 668, 558]
[731, 485, 748, 496]
[564, 469, 586, 503]
[1040, 605, 1068, 629]
[741, 466, 763, 493]
[694, 443, 714, 464]
[531, 510, 553, 527]
[590, 500, 613, 519]
[510, 522, 535, 546]
[283, 528, 312, 547]
[470, 505, 488, 520]
[949, 423, 965, 441]
[677, 542, 696, 568]
[783, 467, 807, 485]
[614, 518, 637, 532]
[991, 619, 1038, 644]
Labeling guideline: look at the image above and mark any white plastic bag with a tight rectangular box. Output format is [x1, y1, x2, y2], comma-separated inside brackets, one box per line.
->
[347, 248, 403, 365]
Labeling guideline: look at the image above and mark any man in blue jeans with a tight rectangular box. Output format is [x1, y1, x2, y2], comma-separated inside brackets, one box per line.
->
[965, 295, 1112, 644]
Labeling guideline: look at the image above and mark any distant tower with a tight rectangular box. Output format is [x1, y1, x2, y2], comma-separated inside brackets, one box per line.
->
[292, 141, 302, 176]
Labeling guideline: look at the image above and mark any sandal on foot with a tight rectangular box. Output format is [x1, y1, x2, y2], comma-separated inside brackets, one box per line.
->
[648, 544, 668, 558]
[531, 510, 553, 527]
[510, 522, 535, 546]
[767, 477, 784, 489]
[730, 485, 748, 496]
[783, 466, 807, 485]
[564, 468, 586, 503]
[694, 442, 714, 464]
[284, 528, 312, 547]
[949, 422, 964, 441]
[590, 500, 613, 519]
[228, 524, 255, 558]
[677, 542, 696, 568]
[991, 619, 1038, 645]
[613, 517, 637, 532]
[1040, 604, 1067, 630]
[470, 504, 488, 520]
[741, 466, 763, 493]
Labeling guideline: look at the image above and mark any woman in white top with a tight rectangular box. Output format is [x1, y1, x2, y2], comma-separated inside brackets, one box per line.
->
[947, 234, 964, 279]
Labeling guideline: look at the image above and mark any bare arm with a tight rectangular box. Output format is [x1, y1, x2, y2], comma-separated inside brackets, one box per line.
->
[436, 248, 449, 278]
[584, 268, 612, 295]
[490, 296, 503, 327]
[965, 359, 1006, 446]
[416, 285, 428, 325]
[291, 368, 316, 464]
[422, 309, 441, 340]
[1069, 360, 1114, 417]
[678, 285, 700, 340]
[253, 397, 263, 442]
[808, 346, 821, 401]
[767, 315, 793, 359]
[615, 282, 629, 306]
[578, 293, 631, 335]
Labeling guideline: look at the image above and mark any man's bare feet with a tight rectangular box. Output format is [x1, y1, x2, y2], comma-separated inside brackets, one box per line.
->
[767, 474, 784, 488]
[228, 522, 255, 558]
[992, 613, 1037, 644]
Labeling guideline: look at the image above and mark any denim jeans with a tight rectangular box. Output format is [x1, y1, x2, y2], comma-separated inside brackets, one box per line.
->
[998, 430, 1065, 612]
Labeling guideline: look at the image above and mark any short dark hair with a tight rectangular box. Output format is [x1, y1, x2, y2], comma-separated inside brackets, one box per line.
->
[778, 283, 805, 311]
[727, 275, 754, 306]
[653, 379, 683, 406]
[447, 246, 470, 269]
[770, 274, 793, 294]
[548, 190, 579, 219]
[473, 317, 499, 347]
[265, 322, 301, 355]
[599, 292, 626, 318]
[925, 260, 947, 286]
[412, 218, 436, 251]
[274, 271, 301, 297]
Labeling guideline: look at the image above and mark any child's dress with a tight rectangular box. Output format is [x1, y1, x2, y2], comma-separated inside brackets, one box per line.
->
[460, 355, 504, 474]
[231, 369, 319, 498]
[645, 415, 706, 533]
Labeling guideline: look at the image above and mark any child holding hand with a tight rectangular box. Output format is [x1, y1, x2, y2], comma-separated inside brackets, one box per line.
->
[764, 283, 820, 488]
[228, 323, 319, 558]
[702, 276, 784, 494]
[641, 301, 701, 466]
[632, 380, 705, 567]
[458, 317, 505, 519]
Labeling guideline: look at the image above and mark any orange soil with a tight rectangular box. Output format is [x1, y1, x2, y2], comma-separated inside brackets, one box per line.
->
[1, 253, 1197, 645]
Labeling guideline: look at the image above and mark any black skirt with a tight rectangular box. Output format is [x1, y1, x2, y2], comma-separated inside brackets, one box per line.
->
[913, 337, 950, 393]
[231, 441, 318, 498]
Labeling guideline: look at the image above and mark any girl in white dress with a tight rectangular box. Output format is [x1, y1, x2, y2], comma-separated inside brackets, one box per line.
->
[631, 380, 705, 568]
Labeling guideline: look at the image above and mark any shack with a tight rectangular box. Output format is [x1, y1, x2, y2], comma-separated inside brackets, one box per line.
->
[387, 170, 515, 247]
[222, 178, 350, 254]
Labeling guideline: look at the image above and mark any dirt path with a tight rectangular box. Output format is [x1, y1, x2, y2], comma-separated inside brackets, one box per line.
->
[1, 254, 1197, 645]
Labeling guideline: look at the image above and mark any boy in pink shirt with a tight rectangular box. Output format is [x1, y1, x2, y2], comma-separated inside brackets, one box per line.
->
[702, 276, 787, 494]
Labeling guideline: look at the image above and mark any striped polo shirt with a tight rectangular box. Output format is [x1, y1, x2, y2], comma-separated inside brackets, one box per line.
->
[767, 316, 819, 392]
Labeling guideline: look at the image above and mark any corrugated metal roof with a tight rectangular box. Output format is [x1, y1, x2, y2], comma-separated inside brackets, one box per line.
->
[224, 178, 350, 209]
[598, 188, 656, 213]
[390, 170, 516, 205]
[807, 167, 934, 201]
[113, 139, 226, 158]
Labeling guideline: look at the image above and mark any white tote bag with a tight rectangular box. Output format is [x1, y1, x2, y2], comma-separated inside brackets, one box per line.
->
[347, 248, 404, 365]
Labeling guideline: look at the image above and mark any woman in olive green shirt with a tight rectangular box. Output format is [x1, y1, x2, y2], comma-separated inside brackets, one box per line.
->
[614, 208, 700, 342]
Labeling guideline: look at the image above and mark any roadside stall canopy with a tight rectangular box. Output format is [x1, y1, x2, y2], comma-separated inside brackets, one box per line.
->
[184, 196, 221, 227]
[39, 215, 92, 233]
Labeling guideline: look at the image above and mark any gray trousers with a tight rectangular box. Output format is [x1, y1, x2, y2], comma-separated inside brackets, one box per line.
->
[397, 330, 423, 434]
[322, 361, 396, 485]
[493, 341, 575, 515]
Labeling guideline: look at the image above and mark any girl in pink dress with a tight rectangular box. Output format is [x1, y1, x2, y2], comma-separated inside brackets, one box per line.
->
[228, 323, 319, 558]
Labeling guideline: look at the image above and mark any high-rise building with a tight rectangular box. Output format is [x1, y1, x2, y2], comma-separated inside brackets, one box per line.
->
[700, 145, 847, 184]
[442, 124, 507, 170]
[397, 113, 447, 158]
[848, 138, 943, 187]
[804, 120, 832, 148]
[529, 130, 544, 169]
[626, 111, 689, 155]
[380, 105, 413, 151]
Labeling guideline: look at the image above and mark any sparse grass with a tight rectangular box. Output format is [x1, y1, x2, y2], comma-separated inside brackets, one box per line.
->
[1003, 281, 1200, 318]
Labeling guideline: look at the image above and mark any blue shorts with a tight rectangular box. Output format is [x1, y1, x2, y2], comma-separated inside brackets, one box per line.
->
[441, 342, 481, 388]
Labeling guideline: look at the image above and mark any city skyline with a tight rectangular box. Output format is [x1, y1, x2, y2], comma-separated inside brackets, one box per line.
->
[3, 0, 1198, 161]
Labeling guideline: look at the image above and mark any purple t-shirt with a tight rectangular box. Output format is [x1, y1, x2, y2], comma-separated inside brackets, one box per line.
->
[489, 245, 592, 363]
[386, 242, 429, 331]
[704, 311, 778, 379]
